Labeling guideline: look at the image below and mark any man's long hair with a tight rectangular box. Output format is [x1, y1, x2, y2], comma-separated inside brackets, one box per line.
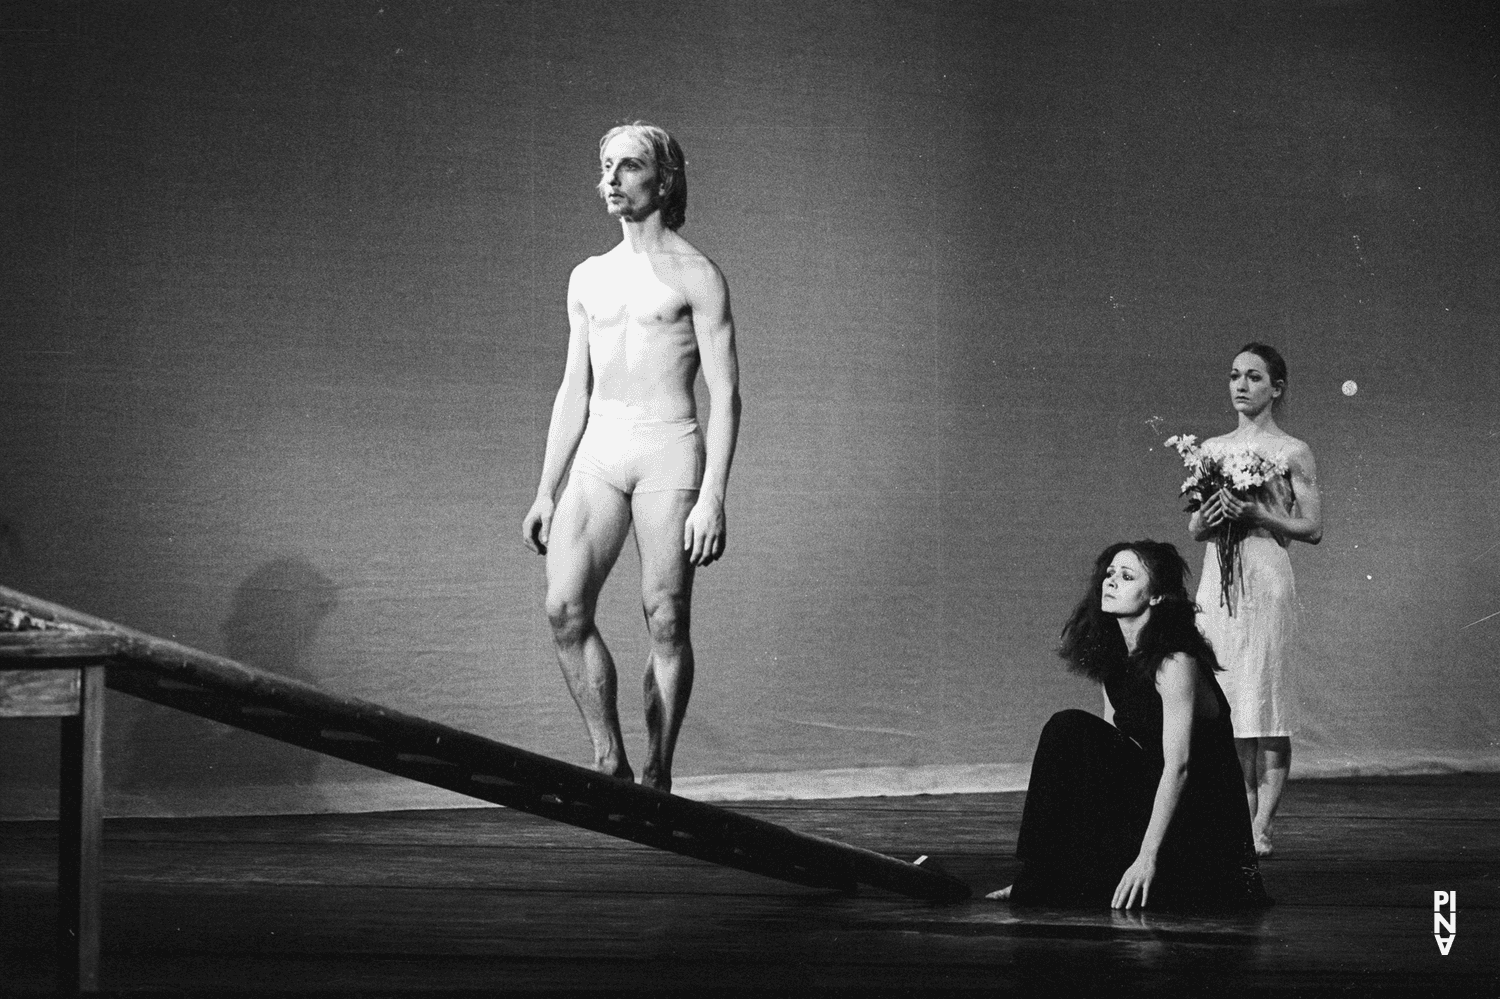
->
[598, 121, 687, 230]
[1058, 540, 1220, 682]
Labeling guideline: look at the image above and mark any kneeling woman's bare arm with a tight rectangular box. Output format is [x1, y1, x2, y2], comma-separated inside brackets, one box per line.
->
[1112, 653, 1197, 909]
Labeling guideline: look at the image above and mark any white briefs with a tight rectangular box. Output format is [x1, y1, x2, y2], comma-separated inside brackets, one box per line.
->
[572, 414, 705, 495]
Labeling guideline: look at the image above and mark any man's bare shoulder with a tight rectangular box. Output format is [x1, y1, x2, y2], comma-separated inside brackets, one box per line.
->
[566, 254, 613, 303]
[657, 235, 727, 290]
[570, 253, 611, 280]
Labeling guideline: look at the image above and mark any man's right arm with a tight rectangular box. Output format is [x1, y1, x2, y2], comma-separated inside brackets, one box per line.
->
[522, 264, 592, 554]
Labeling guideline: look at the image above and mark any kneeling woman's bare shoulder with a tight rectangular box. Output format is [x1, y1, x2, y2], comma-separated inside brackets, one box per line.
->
[1155, 652, 1198, 696]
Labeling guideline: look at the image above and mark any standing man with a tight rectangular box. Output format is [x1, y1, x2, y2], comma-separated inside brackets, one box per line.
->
[522, 122, 740, 793]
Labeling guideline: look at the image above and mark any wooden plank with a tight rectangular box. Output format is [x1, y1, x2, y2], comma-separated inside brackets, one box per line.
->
[0, 585, 970, 902]
[0, 669, 79, 717]
[100, 664, 963, 898]
[0, 632, 119, 718]
[0, 631, 120, 665]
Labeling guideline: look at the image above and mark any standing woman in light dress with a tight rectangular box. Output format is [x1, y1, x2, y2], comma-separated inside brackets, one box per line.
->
[1191, 343, 1322, 857]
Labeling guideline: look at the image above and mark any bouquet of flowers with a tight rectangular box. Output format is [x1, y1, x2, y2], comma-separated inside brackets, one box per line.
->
[1164, 435, 1289, 609]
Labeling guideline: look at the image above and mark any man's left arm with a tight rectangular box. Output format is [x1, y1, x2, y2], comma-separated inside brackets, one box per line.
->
[684, 261, 740, 567]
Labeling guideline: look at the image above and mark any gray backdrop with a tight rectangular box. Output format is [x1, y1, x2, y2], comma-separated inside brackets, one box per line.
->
[3, 1, 1496, 816]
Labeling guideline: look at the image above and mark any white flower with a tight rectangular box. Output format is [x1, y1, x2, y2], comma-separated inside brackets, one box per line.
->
[1164, 434, 1199, 461]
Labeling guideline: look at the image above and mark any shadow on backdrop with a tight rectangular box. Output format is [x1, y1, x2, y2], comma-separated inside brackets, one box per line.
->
[114, 557, 338, 805]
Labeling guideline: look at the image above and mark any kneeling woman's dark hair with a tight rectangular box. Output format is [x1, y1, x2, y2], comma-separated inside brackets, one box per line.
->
[1059, 540, 1220, 682]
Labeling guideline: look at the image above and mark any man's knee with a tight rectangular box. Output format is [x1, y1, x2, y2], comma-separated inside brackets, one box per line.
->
[642, 592, 691, 647]
[546, 592, 593, 646]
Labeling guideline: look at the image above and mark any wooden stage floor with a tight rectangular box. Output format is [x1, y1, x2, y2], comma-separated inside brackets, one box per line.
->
[4, 773, 1496, 996]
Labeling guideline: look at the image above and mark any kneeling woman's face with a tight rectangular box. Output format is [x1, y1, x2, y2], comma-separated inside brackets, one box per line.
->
[1101, 550, 1155, 619]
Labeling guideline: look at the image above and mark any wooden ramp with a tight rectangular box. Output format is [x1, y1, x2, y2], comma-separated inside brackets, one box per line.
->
[0, 584, 970, 903]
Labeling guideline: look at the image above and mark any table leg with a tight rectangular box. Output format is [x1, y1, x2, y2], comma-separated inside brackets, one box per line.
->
[57, 664, 103, 993]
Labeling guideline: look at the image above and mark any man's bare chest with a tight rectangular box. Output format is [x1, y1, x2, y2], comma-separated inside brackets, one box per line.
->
[583, 266, 692, 334]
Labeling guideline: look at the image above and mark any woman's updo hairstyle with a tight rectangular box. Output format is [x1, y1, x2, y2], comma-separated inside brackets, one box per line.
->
[1237, 341, 1288, 409]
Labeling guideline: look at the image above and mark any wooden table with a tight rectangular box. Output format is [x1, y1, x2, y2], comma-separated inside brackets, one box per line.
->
[0, 631, 120, 995]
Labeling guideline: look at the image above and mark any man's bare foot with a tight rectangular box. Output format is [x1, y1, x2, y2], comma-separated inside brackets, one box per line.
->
[640, 766, 671, 793]
[597, 759, 634, 783]
[984, 885, 1013, 901]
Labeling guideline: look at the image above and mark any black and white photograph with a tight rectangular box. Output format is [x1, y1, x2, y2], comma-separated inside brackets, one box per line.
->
[2, 1, 1496, 994]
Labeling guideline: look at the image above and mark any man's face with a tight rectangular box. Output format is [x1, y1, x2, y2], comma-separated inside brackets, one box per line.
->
[598, 133, 661, 222]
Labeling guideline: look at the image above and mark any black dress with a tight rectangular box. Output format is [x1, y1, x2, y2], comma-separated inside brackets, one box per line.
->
[1008, 658, 1270, 909]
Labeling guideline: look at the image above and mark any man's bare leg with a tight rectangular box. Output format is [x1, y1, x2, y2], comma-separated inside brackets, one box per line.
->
[632, 489, 698, 792]
[545, 475, 635, 780]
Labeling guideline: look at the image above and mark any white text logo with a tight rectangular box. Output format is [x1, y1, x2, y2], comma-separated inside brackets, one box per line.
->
[1434, 891, 1457, 955]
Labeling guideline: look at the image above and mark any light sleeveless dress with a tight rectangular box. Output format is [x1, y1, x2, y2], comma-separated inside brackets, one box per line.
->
[1194, 441, 1297, 739]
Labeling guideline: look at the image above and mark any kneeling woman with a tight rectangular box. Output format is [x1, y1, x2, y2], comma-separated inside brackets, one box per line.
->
[994, 541, 1269, 910]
